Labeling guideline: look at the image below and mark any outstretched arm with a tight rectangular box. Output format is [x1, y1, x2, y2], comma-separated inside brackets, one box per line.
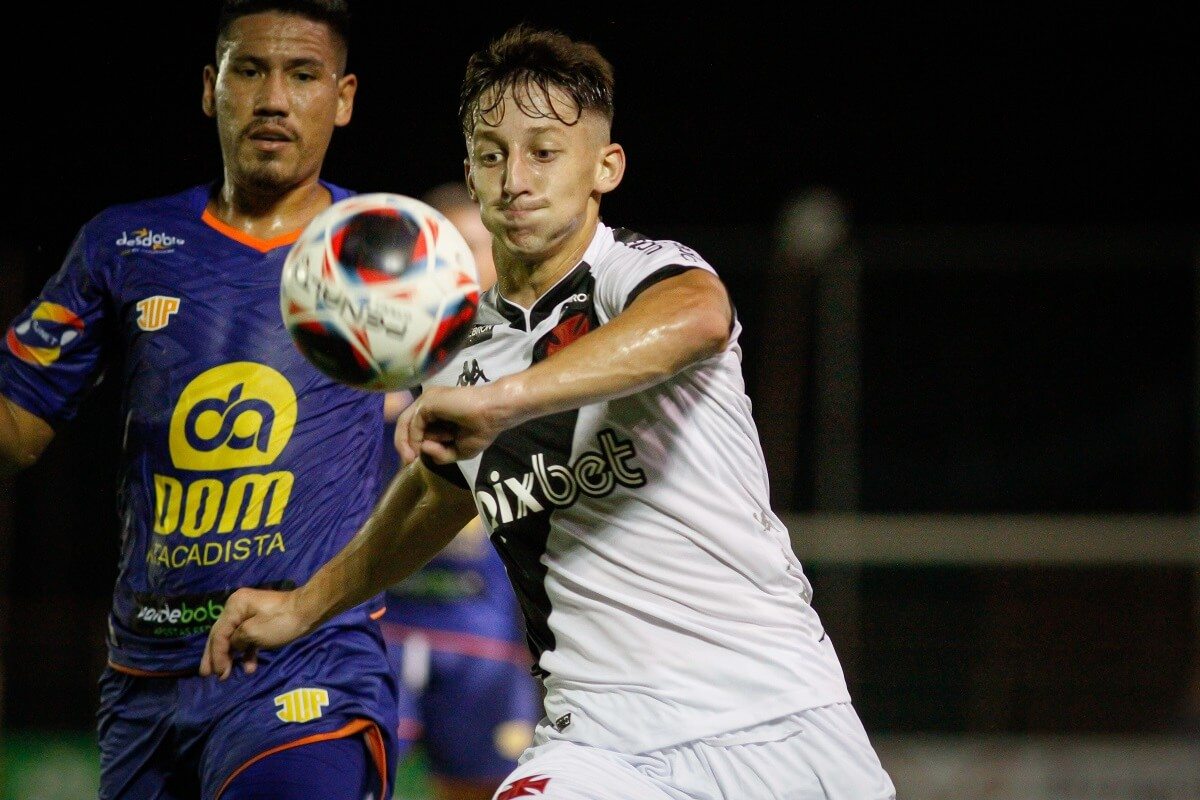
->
[0, 396, 54, 478]
[399, 267, 733, 465]
[201, 457, 477, 679]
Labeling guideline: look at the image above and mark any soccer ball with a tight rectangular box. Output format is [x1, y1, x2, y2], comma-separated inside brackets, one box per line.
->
[280, 192, 480, 392]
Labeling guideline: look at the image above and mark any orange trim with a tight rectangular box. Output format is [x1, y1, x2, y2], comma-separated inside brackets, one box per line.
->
[201, 208, 302, 253]
[107, 660, 196, 678]
[215, 718, 389, 799]
[370, 605, 387, 620]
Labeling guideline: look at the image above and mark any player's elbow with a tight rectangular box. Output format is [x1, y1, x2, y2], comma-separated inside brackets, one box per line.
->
[0, 444, 38, 478]
[670, 287, 732, 364]
[686, 303, 731, 360]
[0, 399, 54, 477]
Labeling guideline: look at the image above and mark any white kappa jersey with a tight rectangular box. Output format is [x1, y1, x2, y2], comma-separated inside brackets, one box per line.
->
[422, 223, 851, 753]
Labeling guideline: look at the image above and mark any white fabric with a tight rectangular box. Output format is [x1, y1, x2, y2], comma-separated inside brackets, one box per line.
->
[494, 703, 896, 800]
[427, 224, 853, 753]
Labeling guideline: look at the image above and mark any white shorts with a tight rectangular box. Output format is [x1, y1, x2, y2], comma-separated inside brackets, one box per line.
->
[492, 702, 896, 800]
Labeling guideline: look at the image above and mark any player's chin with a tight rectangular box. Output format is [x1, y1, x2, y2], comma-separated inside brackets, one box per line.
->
[238, 156, 299, 189]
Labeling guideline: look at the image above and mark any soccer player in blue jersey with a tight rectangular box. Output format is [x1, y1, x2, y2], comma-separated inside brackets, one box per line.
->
[381, 182, 541, 800]
[203, 23, 896, 800]
[0, 2, 400, 798]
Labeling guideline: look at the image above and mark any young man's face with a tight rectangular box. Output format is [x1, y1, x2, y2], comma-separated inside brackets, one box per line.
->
[203, 11, 356, 194]
[465, 83, 621, 265]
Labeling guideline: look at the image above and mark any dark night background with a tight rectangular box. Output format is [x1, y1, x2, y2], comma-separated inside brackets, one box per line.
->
[2, 3, 1198, 742]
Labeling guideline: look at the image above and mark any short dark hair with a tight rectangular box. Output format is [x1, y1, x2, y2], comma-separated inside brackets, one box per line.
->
[458, 23, 615, 139]
[216, 0, 352, 66]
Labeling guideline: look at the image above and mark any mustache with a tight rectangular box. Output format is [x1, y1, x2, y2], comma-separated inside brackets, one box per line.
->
[242, 121, 297, 140]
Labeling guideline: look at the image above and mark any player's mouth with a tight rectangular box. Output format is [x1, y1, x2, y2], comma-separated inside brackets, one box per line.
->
[501, 203, 544, 222]
[246, 125, 296, 152]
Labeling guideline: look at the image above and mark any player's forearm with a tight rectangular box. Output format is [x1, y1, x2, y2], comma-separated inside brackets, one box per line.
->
[492, 269, 731, 425]
[0, 396, 53, 477]
[292, 462, 470, 629]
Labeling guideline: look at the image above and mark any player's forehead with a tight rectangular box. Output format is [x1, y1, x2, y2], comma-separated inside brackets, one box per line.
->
[470, 82, 598, 141]
[218, 11, 344, 68]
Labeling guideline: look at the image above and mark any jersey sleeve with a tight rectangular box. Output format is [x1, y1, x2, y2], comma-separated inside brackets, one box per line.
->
[591, 237, 716, 321]
[0, 223, 113, 427]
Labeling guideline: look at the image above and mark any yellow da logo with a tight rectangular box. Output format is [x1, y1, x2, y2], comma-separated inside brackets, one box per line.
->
[274, 688, 329, 723]
[169, 363, 297, 471]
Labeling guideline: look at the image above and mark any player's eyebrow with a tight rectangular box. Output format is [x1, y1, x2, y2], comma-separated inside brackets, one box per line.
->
[473, 125, 564, 143]
[227, 54, 329, 71]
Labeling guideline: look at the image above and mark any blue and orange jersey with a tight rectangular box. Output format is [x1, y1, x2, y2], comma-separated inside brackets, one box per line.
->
[0, 182, 386, 674]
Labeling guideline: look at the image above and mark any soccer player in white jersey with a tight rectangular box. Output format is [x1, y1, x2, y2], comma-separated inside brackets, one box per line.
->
[202, 23, 896, 800]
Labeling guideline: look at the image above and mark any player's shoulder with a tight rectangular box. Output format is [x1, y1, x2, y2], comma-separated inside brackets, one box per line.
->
[323, 180, 355, 203]
[83, 183, 213, 245]
[88, 184, 208, 227]
[589, 222, 714, 275]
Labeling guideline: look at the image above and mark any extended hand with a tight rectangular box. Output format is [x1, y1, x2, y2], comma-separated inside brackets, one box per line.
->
[200, 587, 313, 680]
[395, 384, 510, 465]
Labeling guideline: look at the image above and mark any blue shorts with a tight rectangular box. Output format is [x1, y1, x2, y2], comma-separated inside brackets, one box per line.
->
[97, 623, 400, 800]
[382, 622, 542, 781]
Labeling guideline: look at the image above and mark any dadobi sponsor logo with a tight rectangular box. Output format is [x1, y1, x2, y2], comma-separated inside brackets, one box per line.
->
[116, 227, 186, 252]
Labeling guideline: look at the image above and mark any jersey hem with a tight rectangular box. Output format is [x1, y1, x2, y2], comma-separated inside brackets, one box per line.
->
[541, 686, 853, 755]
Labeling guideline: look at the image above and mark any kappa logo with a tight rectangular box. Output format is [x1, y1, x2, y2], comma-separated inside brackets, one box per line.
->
[274, 687, 329, 723]
[752, 509, 778, 532]
[136, 295, 181, 331]
[456, 358, 489, 386]
[497, 775, 551, 800]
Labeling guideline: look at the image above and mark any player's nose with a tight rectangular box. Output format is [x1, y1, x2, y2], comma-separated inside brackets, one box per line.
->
[253, 71, 291, 116]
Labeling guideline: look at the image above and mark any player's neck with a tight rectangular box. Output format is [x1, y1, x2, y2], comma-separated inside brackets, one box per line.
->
[497, 217, 597, 308]
[208, 176, 332, 240]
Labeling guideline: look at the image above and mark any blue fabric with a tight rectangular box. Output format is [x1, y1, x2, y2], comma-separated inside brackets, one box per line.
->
[97, 623, 399, 800]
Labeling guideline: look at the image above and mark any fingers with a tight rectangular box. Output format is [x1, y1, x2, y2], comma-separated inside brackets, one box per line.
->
[200, 589, 262, 680]
[395, 399, 422, 465]
[229, 635, 259, 675]
[201, 598, 245, 680]
[420, 438, 457, 464]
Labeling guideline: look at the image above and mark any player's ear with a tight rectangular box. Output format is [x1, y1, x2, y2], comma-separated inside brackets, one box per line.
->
[595, 142, 625, 195]
[202, 65, 217, 118]
[463, 159, 478, 202]
[335, 73, 357, 127]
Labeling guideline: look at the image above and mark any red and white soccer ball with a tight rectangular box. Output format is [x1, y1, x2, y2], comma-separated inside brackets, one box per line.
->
[280, 192, 480, 392]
